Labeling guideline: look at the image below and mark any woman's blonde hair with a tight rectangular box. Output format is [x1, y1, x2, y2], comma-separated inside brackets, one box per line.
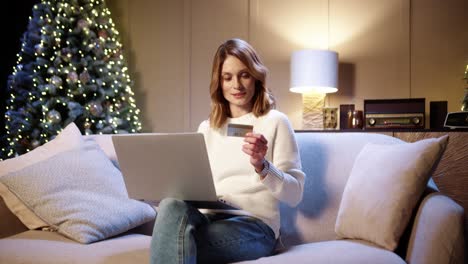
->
[209, 38, 275, 129]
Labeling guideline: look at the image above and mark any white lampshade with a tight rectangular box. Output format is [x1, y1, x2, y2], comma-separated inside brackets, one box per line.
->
[290, 50, 339, 94]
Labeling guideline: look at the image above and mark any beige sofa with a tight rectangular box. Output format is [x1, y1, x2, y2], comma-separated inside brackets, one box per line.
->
[0, 132, 465, 264]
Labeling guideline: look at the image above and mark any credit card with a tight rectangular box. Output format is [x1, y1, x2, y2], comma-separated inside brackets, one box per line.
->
[227, 124, 253, 137]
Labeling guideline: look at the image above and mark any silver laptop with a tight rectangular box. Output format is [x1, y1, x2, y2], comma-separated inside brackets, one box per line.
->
[111, 133, 238, 209]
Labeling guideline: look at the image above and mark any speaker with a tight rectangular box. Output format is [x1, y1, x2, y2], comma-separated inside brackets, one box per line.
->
[339, 104, 355, 129]
[430, 101, 448, 129]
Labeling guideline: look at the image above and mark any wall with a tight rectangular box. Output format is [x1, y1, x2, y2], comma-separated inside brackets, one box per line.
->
[107, 0, 468, 132]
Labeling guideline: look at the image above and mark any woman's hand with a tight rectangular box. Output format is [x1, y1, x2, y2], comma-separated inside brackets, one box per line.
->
[242, 132, 268, 174]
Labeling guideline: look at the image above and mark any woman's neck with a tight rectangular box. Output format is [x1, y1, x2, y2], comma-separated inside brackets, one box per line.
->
[230, 105, 252, 118]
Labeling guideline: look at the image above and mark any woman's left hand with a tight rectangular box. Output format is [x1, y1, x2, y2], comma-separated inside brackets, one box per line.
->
[242, 132, 268, 173]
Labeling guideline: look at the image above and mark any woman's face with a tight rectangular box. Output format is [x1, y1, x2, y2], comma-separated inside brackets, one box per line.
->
[221, 55, 256, 117]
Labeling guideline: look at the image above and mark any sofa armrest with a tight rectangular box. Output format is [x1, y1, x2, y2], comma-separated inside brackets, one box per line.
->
[406, 192, 465, 264]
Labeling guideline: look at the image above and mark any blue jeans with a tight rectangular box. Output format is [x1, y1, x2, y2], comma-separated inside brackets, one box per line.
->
[150, 198, 277, 264]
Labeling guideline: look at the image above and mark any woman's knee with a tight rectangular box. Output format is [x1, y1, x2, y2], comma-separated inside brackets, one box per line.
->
[158, 198, 188, 213]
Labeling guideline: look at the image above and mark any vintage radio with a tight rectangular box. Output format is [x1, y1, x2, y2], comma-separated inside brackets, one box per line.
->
[364, 98, 425, 129]
[365, 113, 424, 128]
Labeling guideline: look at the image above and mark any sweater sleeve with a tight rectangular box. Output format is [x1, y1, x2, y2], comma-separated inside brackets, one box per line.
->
[261, 113, 305, 207]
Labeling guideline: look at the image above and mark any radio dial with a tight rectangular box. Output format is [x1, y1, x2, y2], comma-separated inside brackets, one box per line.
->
[368, 118, 376, 126]
[412, 117, 420, 125]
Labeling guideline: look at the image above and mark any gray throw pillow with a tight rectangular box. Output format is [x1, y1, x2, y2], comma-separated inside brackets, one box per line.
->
[0, 140, 156, 244]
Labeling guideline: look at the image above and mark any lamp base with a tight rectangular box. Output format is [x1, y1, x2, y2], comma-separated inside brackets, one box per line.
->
[302, 92, 326, 130]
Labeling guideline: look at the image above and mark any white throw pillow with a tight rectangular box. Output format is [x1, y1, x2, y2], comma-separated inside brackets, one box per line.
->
[335, 135, 448, 251]
[0, 122, 84, 229]
[0, 136, 156, 244]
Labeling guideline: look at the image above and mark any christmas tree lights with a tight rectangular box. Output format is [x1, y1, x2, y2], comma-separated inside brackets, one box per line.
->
[461, 64, 468, 112]
[2, 0, 142, 159]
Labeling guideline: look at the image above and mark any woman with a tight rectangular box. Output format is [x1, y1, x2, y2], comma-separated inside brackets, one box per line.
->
[150, 38, 305, 264]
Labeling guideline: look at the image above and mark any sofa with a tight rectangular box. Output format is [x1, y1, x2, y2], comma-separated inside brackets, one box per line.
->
[0, 131, 465, 264]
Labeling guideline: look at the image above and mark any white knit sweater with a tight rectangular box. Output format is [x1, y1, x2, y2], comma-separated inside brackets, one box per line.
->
[197, 110, 305, 238]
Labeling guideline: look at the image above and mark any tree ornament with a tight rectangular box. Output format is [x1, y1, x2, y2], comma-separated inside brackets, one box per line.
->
[97, 17, 108, 25]
[115, 117, 123, 126]
[101, 126, 113, 134]
[45, 84, 56, 95]
[79, 70, 91, 84]
[31, 140, 41, 149]
[77, 19, 89, 30]
[53, 56, 62, 67]
[88, 101, 103, 117]
[31, 129, 40, 138]
[50, 75, 62, 87]
[67, 71, 78, 83]
[93, 42, 104, 56]
[20, 138, 29, 148]
[79, 57, 86, 68]
[35, 44, 44, 55]
[36, 57, 48, 66]
[47, 109, 62, 124]
[113, 49, 122, 58]
[98, 30, 108, 39]
[61, 48, 72, 62]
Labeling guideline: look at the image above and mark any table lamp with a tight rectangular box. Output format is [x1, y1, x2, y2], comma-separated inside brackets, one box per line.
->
[290, 49, 339, 129]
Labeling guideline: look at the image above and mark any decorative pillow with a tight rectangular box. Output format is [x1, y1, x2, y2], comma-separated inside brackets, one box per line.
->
[0, 122, 84, 229]
[0, 128, 156, 244]
[335, 135, 448, 251]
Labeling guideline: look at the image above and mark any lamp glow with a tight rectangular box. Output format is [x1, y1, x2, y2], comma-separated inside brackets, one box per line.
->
[290, 49, 339, 94]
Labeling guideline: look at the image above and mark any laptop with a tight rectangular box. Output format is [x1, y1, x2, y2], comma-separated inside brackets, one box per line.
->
[111, 133, 238, 209]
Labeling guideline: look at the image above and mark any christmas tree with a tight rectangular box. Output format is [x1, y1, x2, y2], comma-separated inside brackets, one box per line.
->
[2, 0, 142, 159]
[461, 64, 468, 111]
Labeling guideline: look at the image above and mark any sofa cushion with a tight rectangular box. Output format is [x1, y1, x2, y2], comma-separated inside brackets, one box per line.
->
[279, 132, 403, 246]
[0, 230, 151, 264]
[0, 233, 405, 264]
[0, 122, 83, 229]
[0, 123, 156, 244]
[335, 135, 448, 251]
[83, 134, 118, 166]
[235, 240, 405, 264]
